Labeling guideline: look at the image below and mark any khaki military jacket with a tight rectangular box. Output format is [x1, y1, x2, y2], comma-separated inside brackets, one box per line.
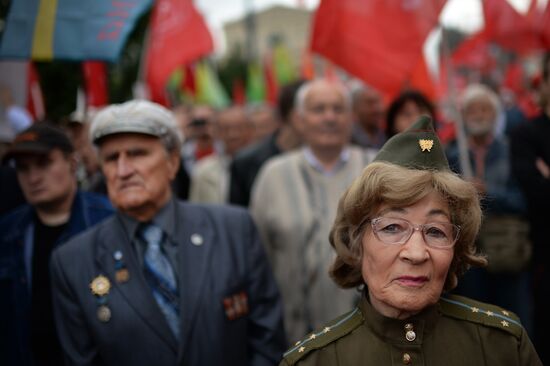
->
[281, 294, 541, 366]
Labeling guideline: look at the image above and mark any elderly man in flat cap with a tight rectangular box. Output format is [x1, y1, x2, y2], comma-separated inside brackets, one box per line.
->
[50, 100, 286, 366]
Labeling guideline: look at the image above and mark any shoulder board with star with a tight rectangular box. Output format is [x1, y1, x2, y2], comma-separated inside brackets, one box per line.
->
[440, 294, 523, 338]
[282, 307, 363, 365]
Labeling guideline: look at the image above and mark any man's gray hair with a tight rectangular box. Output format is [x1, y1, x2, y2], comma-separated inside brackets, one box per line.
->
[461, 83, 502, 116]
[295, 79, 352, 115]
[90, 100, 183, 153]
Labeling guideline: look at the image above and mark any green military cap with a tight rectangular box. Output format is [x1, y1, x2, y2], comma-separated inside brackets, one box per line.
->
[374, 115, 450, 171]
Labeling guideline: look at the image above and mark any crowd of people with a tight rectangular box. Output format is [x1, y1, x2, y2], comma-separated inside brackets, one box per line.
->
[0, 54, 549, 366]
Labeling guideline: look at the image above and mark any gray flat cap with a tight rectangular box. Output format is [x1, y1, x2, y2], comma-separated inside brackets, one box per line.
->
[90, 100, 182, 145]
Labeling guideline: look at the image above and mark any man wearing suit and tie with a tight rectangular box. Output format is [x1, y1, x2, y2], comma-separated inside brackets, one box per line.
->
[50, 100, 286, 365]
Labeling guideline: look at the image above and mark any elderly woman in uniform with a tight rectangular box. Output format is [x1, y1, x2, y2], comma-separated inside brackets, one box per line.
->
[280, 116, 541, 366]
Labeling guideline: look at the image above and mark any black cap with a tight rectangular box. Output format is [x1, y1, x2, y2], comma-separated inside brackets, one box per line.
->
[3, 123, 74, 163]
[373, 115, 450, 171]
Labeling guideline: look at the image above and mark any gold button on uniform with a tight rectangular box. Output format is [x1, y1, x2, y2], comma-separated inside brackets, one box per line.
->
[404, 323, 414, 331]
[402, 353, 412, 365]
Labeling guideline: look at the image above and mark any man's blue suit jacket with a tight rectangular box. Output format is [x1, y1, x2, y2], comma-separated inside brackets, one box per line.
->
[50, 201, 287, 365]
[0, 191, 114, 366]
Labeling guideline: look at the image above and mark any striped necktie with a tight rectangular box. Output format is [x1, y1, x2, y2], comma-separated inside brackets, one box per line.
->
[139, 223, 180, 339]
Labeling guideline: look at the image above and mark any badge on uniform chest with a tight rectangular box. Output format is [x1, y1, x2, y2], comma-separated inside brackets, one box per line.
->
[223, 291, 249, 320]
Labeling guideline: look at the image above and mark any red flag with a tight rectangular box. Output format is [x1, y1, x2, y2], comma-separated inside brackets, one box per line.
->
[451, 32, 496, 72]
[311, 0, 446, 97]
[180, 63, 196, 99]
[481, 0, 543, 53]
[232, 78, 246, 105]
[82, 61, 108, 107]
[540, 3, 550, 48]
[145, 0, 213, 105]
[26, 62, 44, 120]
[300, 50, 315, 80]
[503, 61, 524, 95]
[264, 54, 278, 105]
[409, 56, 437, 101]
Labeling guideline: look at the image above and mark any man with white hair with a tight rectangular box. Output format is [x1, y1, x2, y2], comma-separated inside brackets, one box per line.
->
[250, 79, 377, 343]
[49, 100, 286, 365]
[445, 83, 531, 331]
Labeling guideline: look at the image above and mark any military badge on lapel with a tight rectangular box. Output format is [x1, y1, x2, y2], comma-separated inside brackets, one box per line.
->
[223, 291, 249, 320]
[90, 275, 112, 322]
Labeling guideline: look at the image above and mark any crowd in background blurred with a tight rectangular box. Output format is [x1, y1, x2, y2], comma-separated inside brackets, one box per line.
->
[1, 52, 549, 365]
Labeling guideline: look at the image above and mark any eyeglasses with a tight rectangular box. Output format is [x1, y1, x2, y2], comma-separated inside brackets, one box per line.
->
[369, 217, 460, 249]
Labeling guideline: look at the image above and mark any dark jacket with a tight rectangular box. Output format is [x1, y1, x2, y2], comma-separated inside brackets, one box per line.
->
[0, 191, 114, 366]
[229, 132, 281, 206]
[50, 202, 286, 366]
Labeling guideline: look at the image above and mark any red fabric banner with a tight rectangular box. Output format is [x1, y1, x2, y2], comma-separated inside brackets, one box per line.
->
[311, 0, 446, 97]
[232, 78, 246, 105]
[481, 0, 543, 54]
[82, 61, 109, 107]
[145, 0, 213, 105]
[264, 54, 278, 105]
[26, 62, 44, 120]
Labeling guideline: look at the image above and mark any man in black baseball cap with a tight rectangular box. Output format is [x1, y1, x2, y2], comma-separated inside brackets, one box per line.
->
[3, 123, 74, 162]
[0, 123, 113, 366]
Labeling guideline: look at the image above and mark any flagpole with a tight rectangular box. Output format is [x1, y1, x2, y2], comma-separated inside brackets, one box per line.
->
[441, 26, 473, 179]
[244, 0, 257, 62]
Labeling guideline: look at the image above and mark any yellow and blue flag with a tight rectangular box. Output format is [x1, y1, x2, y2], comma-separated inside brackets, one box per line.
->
[0, 0, 152, 61]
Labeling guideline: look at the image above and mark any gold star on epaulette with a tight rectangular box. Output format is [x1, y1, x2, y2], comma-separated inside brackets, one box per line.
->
[298, 346, 305, 353]
[501, 320, 510, 327]
[471, 307, 479, 313]
[309, 334, 316, 340]
[502, 310, 510, 316]
[486, 311, 494, 316]
[323, 327, 331, 333]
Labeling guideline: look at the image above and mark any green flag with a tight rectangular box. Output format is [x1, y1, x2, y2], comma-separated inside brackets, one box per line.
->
[246, 62, 266, 103]
[195, 61, 230, 108]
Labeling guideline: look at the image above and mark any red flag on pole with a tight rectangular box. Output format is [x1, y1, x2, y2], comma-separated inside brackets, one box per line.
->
[264, 54, 278, 105]
[481, 0, 544, 54]
[26, 62, 44, 120]
[540, 2, 550, 48]
[311, 0, 446, 97]
[451, 32, 496, 72]
[232, 78, 246, 105]
[145, 0, 213, 105]
[409, 56, 437, 101]
[82, 61, 109, 107]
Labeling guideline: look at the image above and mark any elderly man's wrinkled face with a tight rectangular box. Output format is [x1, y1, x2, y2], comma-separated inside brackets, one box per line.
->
[99, 133, 179, 221]
[463, 96, 496, 137]
[299, 82, 351, 152]
[361, 191, 454, 319]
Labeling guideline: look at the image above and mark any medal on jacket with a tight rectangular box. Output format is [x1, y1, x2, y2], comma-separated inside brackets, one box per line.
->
[113, 250, 130, 283]
[97, 304, 111, 322]
[90, 275, 111, 296]
[90, 275, 112, 322]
